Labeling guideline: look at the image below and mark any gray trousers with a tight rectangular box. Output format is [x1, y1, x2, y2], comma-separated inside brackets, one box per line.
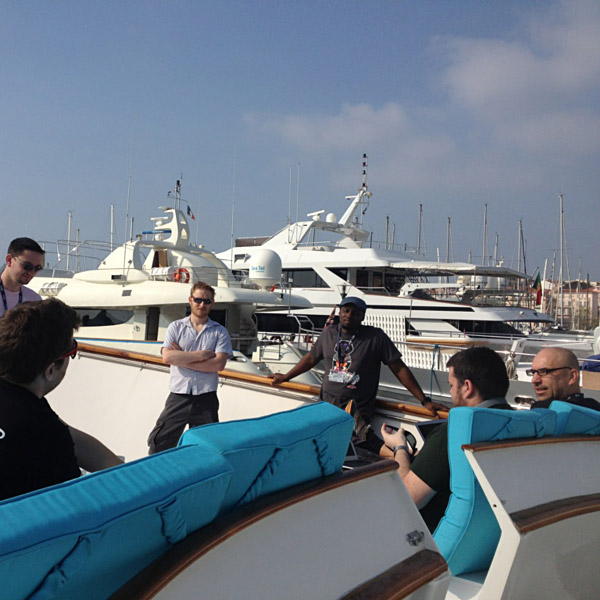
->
[147, 390, 219, 454]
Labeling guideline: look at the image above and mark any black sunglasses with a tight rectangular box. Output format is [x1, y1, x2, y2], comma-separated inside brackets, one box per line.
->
[13, 255, 44, 273]
[191, 297, 213, 305]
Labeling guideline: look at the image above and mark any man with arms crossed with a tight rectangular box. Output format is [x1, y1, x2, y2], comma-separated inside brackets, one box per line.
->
[0, 298, 122, 500]
[381, 346, 512, 532]
[271, 297, 443, 457]
[0, 237, 44, 317]
[148, 282, 233, 454]
[529, 346, 600, 410]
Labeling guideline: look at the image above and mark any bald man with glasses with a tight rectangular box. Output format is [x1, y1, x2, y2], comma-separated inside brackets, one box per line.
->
[528, 347, 600, 411]
[0, 237, 45, 317]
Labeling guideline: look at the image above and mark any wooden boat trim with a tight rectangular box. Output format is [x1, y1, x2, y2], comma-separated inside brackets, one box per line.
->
[78, 343, 443, 419]
[77, 342, 321, 394]
[462, 435, 600, 453]
[511, 493, 600, 534]
[376, 399, 449, 420]
[340, 549, 448, 599]
[110, 460, 399, 599]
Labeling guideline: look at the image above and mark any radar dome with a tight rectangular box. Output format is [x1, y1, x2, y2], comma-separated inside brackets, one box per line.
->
[326, 213, 337, 223]
[248, 249, 282, 289]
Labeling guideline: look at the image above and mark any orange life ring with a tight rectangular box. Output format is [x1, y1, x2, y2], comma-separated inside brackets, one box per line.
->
[174, 268, 190, 283]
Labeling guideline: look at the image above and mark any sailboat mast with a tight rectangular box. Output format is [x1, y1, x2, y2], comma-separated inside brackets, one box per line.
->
[482, 203, 488, 266]
[559, 194, 564, 328]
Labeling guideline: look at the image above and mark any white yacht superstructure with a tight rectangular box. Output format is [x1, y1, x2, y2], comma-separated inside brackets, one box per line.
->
[30, 182, 311, 370]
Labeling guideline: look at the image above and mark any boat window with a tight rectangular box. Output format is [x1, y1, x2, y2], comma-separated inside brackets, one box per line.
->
[372, 271, 383, 289]
[356, 270, 369, 288]
[78, 309, 134, 327]
[256, 313, 331, 333]
[449, 320, 524, 337]
[329, 268, 348, 281]
[383, 272, 405, 295]
[281, 269, 327, 288]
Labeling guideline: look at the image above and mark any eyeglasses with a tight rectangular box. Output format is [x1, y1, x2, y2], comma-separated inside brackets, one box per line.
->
[55, 339, 78, 362]
[191, 297, 213, 305]
[12, 255, 44, 273]
[525, 366, 573, 377]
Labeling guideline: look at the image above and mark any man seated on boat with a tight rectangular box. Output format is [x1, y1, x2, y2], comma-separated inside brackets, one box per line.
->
[0, 237, 44, 317]
[380, 347, 512, 532]
[148, 282, 233, 454]
[528, 347, 600, 411]
[0, 298, 123, 501]
[270, 296, 443, 457]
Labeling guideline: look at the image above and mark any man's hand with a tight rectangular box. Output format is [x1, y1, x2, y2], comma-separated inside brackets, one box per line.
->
[422, 399, 447, 417]
[270, 373, 288, 385]
[380, 422, 407, 450]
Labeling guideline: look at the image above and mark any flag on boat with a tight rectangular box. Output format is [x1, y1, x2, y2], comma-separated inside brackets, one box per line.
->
[187, 205, 196, 220]
[534, 273, 542, 306]
[324, 305, 337, 329]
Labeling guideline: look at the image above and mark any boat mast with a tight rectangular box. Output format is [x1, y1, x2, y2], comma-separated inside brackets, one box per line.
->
[482, 203, 488, 266]
[559, 194, 564, 327]
[66, 210, 72, 271]
[417, 203, 423, 256]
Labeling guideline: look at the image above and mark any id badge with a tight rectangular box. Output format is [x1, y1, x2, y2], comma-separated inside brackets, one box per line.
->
[328, 370, 347, 383]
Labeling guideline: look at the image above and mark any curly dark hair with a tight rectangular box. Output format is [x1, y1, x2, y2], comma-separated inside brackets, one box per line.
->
[446, 346, 509, 400]
[0, 298, 80, 384]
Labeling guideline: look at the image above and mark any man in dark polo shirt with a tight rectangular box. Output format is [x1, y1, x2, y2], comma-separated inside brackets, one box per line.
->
[381, 346, 512, 532]
[529, 347, 600, 411]
[271, 297, 444, 456]
[0, 298, 122, 501]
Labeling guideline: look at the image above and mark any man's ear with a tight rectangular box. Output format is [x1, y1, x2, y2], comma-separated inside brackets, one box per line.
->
[43, 361, 58, 382]
[462, 378, 476, 399]
[567, 368, 580, 386]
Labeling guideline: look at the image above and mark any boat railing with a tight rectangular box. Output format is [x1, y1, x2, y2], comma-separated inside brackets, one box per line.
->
[37, 239, 114, 274]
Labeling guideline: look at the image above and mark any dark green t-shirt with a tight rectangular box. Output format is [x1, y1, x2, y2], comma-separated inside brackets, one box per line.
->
[410, 423, 450, 533]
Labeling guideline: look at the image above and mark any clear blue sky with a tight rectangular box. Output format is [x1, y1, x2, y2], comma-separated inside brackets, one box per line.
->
[1, 0, 598, 279]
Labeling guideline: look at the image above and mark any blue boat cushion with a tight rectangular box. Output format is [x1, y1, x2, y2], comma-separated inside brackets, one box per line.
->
[548, 401, 600, 435]
[179, 402, 354, 513]
[0, 445, 232, 600]
[433, 406, 556, 576]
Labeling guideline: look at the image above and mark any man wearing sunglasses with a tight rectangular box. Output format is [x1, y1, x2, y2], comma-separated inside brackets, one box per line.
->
[0, 298, 122, 500]
[148, 281, 233, 454]
[0, 237, 45, 317]
[529, 347, 600, 410]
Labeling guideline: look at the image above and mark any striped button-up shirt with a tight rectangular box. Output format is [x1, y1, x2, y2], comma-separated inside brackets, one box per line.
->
[162, 316, 233, 394]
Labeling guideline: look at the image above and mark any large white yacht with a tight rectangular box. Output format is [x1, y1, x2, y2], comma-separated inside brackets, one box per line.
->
[29, 181, 311, 370]
[217, 160, 554, 366]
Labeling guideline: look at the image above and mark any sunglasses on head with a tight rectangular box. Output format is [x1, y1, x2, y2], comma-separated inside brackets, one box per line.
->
[13, 255, 44, 273]
[191, 297, 213, 305]
[55, 339, 78, 362]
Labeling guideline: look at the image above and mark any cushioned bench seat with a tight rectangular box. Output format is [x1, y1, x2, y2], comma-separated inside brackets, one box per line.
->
[433, 406, 556, 576]
[179, 401, 354, 513]
[546, 400, 600, 435]
[0, 445, 232, 600]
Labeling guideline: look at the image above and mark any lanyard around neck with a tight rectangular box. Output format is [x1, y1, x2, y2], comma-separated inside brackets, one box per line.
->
[0, 279, 22, 312]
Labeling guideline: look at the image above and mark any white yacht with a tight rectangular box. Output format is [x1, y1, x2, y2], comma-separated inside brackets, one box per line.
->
[216, 162, 560, 385]
[30, 181, 311, 371]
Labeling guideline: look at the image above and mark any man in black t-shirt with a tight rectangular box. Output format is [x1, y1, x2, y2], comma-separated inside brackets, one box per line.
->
[529, 347, 600, 411]
[0, 299, 122, 501]
[381, 347, 512, 532]
[271, 297, 444, 456]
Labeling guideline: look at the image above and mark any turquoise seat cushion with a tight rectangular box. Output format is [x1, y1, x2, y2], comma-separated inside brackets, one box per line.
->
[0, 445, 232, 600]
[434, 406, 555, 576]
[179, 402, 354, 513]
[548, 401, 600, 435]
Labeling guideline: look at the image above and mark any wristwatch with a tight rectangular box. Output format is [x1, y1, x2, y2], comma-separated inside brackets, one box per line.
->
[421, 396, 432, 406]
[392, 445, 410, 455]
